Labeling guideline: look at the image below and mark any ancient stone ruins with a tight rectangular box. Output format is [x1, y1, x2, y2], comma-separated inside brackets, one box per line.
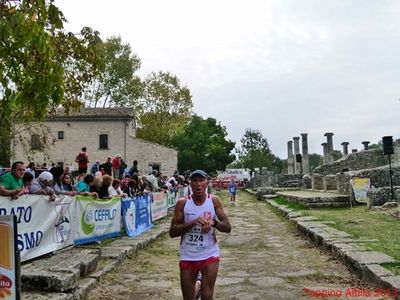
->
[253, 133, 400, 214]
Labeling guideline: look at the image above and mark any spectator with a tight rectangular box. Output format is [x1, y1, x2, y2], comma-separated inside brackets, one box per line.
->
[112, 155, 121, 179]
[128, 160, 138, 177]
[109, 179, 127, 198]
[148, 163, 153, 175]
[146, 170, 159, 192]
[51, 166, 76, 196]
[29, 171, 56, 202]
[63, 164, 75, 185]
[75, 147, 89, 175]
[0, 161, 25, 200]
[90, 160, 100, 175]
[62, 174, 75, 192]
[76, 174, 98, 197]
[98, 175, 113, 199]
[119, 158, 127, 179]
[25, 162, 36, 178]
[90, 175, 103, 196]
[22, 172, 34, 194]
[123, 179, 139, 198]
[100, 157, 112, 176]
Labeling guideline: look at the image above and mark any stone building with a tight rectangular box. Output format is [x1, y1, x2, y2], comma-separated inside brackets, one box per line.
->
[12, 107, 178, 176]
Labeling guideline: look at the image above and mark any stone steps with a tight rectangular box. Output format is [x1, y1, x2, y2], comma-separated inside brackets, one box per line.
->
[22, 218, 171, 299]
[276, 190, 351, 208]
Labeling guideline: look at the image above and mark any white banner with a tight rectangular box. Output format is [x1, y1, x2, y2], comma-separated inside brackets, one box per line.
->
[151, 192, 168, 221]
[73, 196, 121, 245]
[0, 195, 75, 262]
[350, 177, 371, 203]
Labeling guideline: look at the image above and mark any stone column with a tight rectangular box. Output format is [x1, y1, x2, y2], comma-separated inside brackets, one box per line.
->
[324, 132, 334, 163]
[341, 142, 349, 156]
[287, 141, 294, 174]
[301, 133, 309, 174]
[293, 137, 301, 174]
[352, 149, 358, 153]
[322, 142, 328, 165]
[362, 141, 370, 150]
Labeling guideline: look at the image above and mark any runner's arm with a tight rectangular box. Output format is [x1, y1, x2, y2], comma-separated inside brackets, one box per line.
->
[212, 195, 231, 233]
[169, 198, 195, 238]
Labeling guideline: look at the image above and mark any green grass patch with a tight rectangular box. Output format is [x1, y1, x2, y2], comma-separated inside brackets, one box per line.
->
[382, 262, 400, 275]
[273, 199, 400, 262]
[274, 196, 308, 210]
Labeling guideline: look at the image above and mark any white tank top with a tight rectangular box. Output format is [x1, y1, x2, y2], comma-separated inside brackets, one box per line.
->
[180, 195, 220, 261]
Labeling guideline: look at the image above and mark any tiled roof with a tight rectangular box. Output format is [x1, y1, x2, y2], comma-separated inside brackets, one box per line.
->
[46, 107, 135, 121]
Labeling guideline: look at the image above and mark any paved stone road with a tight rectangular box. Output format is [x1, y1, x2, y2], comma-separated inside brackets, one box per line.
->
[87, 191, 380, 300]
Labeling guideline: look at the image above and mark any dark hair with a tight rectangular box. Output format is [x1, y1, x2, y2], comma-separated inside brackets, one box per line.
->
[112, 178, 121, 187]
[82, 147, 87, 152]
[50, 166, 64, 185]
[22, 172, 34, 183]
[28, 162, 35, 168]
[11, 161, 25, 170]
[83, 173, 95, 184]
[133, 160, 138, 165]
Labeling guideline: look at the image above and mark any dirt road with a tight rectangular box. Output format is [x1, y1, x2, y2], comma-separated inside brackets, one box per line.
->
[87, 191, 376, 300]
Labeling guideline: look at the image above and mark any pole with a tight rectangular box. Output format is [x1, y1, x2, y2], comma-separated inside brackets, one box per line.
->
[389, 154, 394, 200]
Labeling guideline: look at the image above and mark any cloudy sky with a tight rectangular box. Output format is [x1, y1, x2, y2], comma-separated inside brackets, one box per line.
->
[55, 0, 400, 158]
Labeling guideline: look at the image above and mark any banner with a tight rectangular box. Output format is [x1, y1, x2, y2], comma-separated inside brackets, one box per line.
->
[122, 194, 152, 237]
[0, 215, 18, 300]
[0, 195, 74, 262]
[74, 196, 121, 245]
[350, 177, 370, 203]
[151, 192, 168, 221]
[168, 190, 178, 208]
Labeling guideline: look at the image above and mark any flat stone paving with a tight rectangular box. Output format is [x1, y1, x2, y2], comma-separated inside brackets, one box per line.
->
[86, 191, 391, 300]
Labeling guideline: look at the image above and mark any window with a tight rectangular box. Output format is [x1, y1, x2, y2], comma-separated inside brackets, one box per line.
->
[58, 131, 64, 140]
[99, 134, 108, 149]
[31, 134, 42, 150]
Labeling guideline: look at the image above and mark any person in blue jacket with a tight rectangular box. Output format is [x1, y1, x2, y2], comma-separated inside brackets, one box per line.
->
[227, 178, 237, 206]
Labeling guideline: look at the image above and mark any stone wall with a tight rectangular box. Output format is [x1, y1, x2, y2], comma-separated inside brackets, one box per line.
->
[313, 148, 394, 176]
[13, 120, 178, 176]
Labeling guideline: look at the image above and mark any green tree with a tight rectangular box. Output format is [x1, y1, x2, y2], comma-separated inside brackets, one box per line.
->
[137, 71, 193, 146]
[236, 129, 274, 174]
[309, 153, 323, 171]
[171, 115, 235, 174]
[332, 149, 342, 161]
[85, 36, 142, 110]
[0, 0, 103, 164]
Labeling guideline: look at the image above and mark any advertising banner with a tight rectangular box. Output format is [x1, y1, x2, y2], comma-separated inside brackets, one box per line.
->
[122, 194, 152, 237]
[168, 191, 178, 208]
[0, 195, 74, 262]
[350, 177, 371, 203]
[0, 215, 18, 300]
[151, 192, 168, 221]
[74, 196, 121, 245]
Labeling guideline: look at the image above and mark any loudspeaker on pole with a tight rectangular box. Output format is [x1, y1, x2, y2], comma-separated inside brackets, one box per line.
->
[382, 136, 394, 155]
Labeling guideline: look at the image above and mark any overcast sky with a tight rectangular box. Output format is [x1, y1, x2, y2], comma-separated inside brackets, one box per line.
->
[55, 0, 400, 158]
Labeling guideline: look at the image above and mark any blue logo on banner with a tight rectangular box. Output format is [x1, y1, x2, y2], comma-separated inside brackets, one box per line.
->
[122, 194, 152, 237]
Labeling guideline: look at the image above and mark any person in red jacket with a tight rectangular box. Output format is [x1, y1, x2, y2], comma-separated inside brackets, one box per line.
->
[112, 155, 121, 179]
[75, 147, 89, 175]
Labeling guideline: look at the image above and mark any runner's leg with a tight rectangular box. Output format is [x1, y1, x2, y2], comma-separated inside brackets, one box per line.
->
[180, 267, 197, 300]
[199, 261, 219, 300]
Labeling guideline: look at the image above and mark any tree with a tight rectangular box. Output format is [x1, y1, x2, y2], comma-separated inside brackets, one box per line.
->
[236, 129, 274, 174]
[84, 36, 142, 110]
[171, 115, 235, 174]
[0, 0, 103, 164]
[308, 153, 323, 171]
[137, 71, 193, 146]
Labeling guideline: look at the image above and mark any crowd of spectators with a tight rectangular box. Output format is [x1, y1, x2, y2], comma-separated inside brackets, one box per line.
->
[0, 149, 191, 202]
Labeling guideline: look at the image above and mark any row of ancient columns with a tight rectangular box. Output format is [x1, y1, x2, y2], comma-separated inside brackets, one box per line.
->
[288, 132, 372, 174]
[287, 133, 309, 175]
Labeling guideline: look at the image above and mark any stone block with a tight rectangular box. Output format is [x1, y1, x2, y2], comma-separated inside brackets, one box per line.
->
[311, 174, 323, 190]
[343, 251, 396, 272]
[323, 175, 337, 190]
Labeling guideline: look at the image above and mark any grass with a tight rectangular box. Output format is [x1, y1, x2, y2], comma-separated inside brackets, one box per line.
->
[271, 196, 400, 262]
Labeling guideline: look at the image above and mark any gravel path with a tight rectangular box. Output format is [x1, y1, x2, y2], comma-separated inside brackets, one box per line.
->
[87, 191, 379, 300]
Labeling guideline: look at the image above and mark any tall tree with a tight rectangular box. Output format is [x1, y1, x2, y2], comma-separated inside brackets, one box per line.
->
[0, 0, 103, 164]
[84, 36, 142, 110]
[171, 115, 235, 174]
[236, 129, 274, 174]
[137, 71, 193, 146]
[309, 153, 323, 171]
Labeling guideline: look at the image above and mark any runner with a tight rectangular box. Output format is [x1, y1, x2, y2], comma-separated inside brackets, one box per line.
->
[169, 169, 231, 300]
[227, 177, 237, 206]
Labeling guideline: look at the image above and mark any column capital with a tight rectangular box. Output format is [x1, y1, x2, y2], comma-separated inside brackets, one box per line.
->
[293, 136, 300, 140]
[341, 142, 349, 146]
[324, 132, 334, 137]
